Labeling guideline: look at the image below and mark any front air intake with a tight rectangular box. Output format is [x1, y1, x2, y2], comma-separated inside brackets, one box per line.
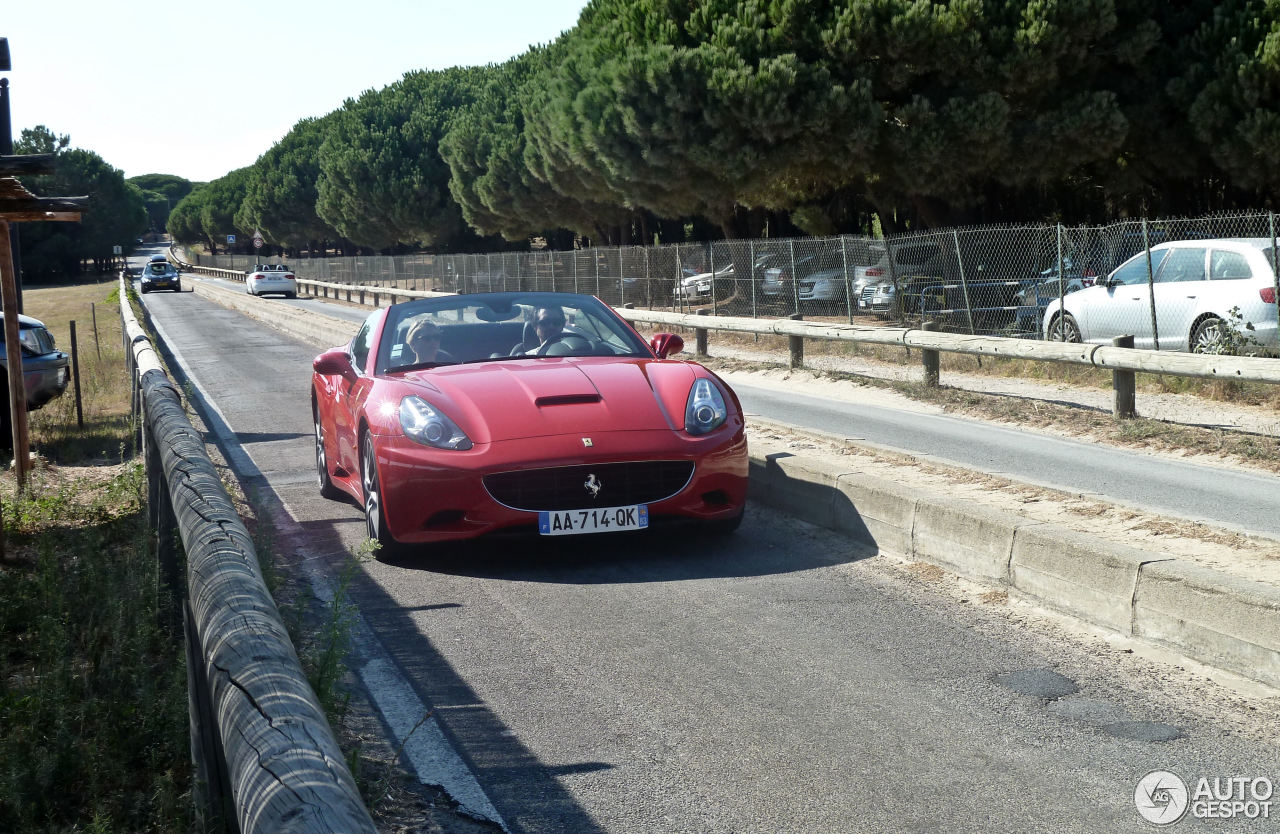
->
[484, 461, 694, 511]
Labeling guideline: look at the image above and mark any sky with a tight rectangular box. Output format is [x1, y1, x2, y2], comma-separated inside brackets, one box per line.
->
[4, 0, 589, 183]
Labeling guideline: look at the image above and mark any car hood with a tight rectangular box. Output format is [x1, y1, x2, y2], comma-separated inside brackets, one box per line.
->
[400, 358, 698, 443]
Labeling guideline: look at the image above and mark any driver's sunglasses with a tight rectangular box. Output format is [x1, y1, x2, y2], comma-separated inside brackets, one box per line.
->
[412, 333, 440, 343]
[536, 318, 564, 329]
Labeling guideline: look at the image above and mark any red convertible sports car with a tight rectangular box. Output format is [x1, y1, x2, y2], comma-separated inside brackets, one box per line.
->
[311, 292, 748, 557]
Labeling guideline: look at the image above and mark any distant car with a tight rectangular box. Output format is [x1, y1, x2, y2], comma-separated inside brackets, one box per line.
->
[673, 264, 733, 301]
[1042, 237, 1280, 352]
[0, 313, 70, 436]
[762, 249, 842, 304]
[860, 236, 1058, 329]
[245, 263, 298, 298]
[311, 291, 748, 557]
[139, 259, 181, 293]
[859, 241, 954, 315]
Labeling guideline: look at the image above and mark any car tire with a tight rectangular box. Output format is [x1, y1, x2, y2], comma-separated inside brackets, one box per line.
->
[361, 431, 407, 560]
[1191, 317, 1225, 353]
[174, 283, 182, 293]
[314, 407, 344, 500]
[287, 291, 297, 299]
[1048, 312, 1082, 343]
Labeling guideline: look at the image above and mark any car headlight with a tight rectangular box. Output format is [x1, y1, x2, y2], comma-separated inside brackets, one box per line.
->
[684, 378, 727, 436]
[399, 396, 472, 450]
[19, 328, 45, 355]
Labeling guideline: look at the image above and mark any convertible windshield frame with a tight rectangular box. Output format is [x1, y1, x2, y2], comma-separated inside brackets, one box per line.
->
[376, 291, 654, 374]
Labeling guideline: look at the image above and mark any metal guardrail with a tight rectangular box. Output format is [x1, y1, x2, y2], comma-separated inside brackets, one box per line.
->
[119, 275, 376, 834]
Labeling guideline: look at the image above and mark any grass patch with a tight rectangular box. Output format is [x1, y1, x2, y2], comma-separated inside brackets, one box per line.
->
[0, 276, 192, 832]
[23, 277, 135, 463]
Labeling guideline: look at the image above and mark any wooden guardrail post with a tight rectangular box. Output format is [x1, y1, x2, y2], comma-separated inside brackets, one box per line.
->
[69, 321, 83, 428]
[921, 320, 940, 387]
[696, 308, 710, 356]
[789, 313, 804, 368]
[1112, 335, 1136, 418]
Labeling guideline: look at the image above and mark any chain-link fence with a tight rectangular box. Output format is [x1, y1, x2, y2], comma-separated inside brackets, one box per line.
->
[191, 211, 1280, 353]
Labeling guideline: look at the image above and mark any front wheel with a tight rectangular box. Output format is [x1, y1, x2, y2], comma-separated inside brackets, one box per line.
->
[1191, 317, 1225, 353]
[361, 432, 407, 560]
[1048, 312, 1082, 343]
[314, 408, 343, 499]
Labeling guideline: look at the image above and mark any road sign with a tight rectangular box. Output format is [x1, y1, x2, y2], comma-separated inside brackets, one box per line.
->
[227, 234, 236, 244]
[253, 229, 264, 250]
[112, 245, 122, 255]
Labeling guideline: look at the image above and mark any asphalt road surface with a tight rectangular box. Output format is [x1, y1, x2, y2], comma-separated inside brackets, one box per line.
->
[137, 276, 1280, 833]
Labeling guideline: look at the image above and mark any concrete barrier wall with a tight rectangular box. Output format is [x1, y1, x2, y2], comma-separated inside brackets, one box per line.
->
[1134, 562, 1280, 688]
[191, 280, 358, 349]
[749, 432, 1280, 688]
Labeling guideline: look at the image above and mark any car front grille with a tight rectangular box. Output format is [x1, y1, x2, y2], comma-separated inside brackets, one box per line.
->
[484, 461, 695, 511]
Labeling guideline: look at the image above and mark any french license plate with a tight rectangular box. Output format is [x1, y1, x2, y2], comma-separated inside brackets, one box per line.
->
[538, 505, 648, 536]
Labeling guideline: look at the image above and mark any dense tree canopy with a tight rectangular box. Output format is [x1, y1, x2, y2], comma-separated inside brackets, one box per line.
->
[128, 173, 197, 233]
[14, 127, 147, 277]
[236, 113, 341, 249]
[164, 0, 1280, 254]
[315, 67, 494, 250]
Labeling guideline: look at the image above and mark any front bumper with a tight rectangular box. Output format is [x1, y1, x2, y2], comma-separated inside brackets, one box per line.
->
[373, 425, 749, 544]
[6, 352, 71, 409]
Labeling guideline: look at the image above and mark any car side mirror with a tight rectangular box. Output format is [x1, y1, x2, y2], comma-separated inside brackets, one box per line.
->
[650, 333, 684, 358]
[313, 349, 357, 382]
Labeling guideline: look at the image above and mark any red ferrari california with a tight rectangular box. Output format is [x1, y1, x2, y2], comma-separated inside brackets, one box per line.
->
[311, 292, 748, 557]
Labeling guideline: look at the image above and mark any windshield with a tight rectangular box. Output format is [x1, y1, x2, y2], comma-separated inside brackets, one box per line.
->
[377, 292, 653, 373]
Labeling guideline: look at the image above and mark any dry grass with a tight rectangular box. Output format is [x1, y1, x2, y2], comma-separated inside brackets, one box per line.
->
[20, 277, 134, 464]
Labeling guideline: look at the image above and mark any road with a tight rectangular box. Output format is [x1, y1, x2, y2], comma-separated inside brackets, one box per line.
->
[138, 270, 1280, 833]
[192, 268, 1280, 539]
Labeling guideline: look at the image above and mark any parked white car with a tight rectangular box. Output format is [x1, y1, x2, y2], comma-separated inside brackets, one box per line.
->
[1042, 238, 1279, 352]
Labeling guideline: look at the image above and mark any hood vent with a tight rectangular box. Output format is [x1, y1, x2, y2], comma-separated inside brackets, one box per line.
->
[535, 393, 602, 407]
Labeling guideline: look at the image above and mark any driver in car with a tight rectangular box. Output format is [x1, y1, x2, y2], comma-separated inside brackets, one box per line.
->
[525, 306, 566, 354]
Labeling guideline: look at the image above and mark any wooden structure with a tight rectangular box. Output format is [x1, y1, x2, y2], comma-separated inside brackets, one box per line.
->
[0, 154, 86, 489]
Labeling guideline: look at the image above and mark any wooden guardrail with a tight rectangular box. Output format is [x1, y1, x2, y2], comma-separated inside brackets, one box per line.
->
[119, 275, 376, 834]
[172, 263, 1280, 416]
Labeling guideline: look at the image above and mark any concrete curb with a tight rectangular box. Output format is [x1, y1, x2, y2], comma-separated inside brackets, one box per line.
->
[179, 277, 1280, 689]
[749, 436, 1280, 689]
